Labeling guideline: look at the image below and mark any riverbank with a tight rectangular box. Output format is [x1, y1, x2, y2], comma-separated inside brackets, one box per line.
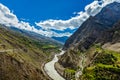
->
[41, 62, 52, 80]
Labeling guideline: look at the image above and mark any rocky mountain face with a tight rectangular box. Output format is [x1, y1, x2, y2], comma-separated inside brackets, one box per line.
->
[95, 2, 120, 27]
[97, 20, 120, 43]
[64, 2, 120, 50]
[63, 16, 108, 51]
[0, 25, 61, 80]
[57, 2, 120, 80]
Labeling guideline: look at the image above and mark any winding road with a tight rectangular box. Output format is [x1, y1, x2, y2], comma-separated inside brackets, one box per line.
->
[44, 50, 65, 80]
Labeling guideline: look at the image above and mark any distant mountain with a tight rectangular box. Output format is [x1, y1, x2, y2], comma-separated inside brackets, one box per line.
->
[52, 36, 68, 44]
[57, 2, 120, 80]
[10, 27, 62, 47]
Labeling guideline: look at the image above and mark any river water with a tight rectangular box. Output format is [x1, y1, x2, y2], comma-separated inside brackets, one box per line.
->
[44, 50, 65, 80]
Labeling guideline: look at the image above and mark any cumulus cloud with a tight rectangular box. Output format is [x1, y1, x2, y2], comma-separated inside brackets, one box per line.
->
[35, 12, 89, 31]
[0, 3, 35, 31]
[0, 3, 72, 37]
[0, 3, 49, 37]
[0, 3, 19, 27]
[85, 1, 102, 16]
[0, 0, 120, 38]
[36, 0, 120, 32]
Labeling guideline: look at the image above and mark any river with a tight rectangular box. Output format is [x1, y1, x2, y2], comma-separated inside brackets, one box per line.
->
[44, 50, 65, 80]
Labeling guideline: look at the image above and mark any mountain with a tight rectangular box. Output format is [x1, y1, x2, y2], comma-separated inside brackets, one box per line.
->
[80, 20, 120, 80]
[10, 27, 62, 47]
[0, 24, 61, 80]
[52, 36, 68, 44]
[63, 16, 108, 50]
[64, 2, 120, 50]
[56, 2, 120, 80]
[95, 2, 120, 27]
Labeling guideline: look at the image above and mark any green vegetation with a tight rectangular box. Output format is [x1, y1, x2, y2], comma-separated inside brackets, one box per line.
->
[42, 45, 56, 49]
[94, 53, 117, 65]
[81, 44, 120, 80]
[0, 25, 62, 80]
[82, 65, 120, 80]
[63, 68, 76, 80]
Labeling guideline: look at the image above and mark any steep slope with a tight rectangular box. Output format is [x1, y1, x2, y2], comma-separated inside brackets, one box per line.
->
[80, 21, 120, 80]
[63, 16, 108, 50]
[96, 20, 120, 42]
[57, 2, 120, 80]
[0, 25, 61, 80]
[64, 2, 120, 50]
[95, 2, 120, 27]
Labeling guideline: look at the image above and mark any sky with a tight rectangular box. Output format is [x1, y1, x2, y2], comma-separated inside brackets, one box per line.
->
[0, 0, 119, 43]
[0, 0, 93, 22]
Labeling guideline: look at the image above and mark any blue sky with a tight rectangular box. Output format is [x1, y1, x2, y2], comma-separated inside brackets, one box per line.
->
[0, 0, 116, 43]
[0, 0, 93, 22]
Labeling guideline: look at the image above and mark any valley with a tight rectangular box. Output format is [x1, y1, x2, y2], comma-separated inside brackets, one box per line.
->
[1, 1, 120, 80]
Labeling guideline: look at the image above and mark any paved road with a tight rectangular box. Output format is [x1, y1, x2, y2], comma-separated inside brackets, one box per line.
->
[44, 50, 65, 80]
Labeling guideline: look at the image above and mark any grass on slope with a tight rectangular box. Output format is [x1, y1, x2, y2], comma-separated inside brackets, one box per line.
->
[0, 25, 61, 80]
[81, 44, 120, 80]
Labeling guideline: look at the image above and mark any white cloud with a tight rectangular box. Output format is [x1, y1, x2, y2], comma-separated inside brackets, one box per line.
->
[33, 28, 72, 37]
[0, 0, 120, 38]
[35, 12, 89, 31]
[85, 1, 102, 16]
[0, 3, 72, 37]
[0, 3, 33, 31]
[0, 3, 19, 27]
[36, 0, 120, 32]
